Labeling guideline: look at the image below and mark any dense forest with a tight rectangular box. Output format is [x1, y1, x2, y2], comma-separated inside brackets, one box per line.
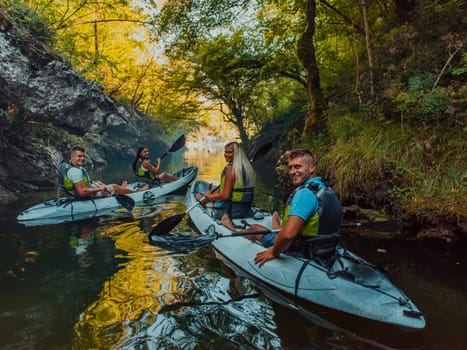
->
[0, 0, 465, 240]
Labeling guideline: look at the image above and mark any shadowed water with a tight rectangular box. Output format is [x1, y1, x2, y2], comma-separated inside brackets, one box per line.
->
[1, 147, 466, 349]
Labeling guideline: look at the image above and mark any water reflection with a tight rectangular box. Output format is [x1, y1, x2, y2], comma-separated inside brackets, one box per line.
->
[71, 219, 282, 349]
[0, 220, 122, 349]
[67, 225, 96, 268]
[184, 145, 226, 184]
[68, 147, 286, 348]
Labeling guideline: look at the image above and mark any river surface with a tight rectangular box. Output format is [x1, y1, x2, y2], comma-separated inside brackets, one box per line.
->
[1, 146, 466, 349]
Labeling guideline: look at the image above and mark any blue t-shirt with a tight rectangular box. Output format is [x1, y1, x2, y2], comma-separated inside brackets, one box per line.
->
[260, 177, 325, 247]
[67, 166, 86, 184]
[287, 177, 325, 222]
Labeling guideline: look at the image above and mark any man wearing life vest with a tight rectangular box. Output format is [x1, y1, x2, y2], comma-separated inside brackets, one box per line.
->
[222, 149, 342, 266]
[58, 146, 146, 200]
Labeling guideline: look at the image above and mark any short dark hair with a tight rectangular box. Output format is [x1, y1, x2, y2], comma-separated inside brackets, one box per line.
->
[288, 149, 315, 164]
[71, 146, 85, 154]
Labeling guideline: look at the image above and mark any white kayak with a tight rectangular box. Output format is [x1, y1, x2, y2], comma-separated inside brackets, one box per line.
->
[17, 166, 198, 226]
[182, 179, 426, 332]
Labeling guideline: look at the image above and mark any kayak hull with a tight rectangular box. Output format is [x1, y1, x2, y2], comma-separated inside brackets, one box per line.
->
[17, 166, 198, 226]
[184, 180, 426, 331]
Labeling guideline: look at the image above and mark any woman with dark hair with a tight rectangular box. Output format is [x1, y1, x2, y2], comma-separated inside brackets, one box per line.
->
[132, 145, 178, 186]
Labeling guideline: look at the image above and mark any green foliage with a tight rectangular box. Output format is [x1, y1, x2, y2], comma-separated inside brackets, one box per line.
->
[4, 0, 201, 132]
[150, 0, 260, 58]
[257, 91, 307, 144]
[187, 31, 280, 144]
[1, 0, 54, 43]
[319, 109, 466, 218]
[452, 52, 467, 76]
[319, 116, 411, 206]
[382, 161, 413, 199]
[393, 74, 451, 124]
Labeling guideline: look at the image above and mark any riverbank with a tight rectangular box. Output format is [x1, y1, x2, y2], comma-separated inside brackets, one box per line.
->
[294, 109, 466, 244]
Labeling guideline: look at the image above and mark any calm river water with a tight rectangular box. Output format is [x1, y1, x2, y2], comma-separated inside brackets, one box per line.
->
[1, 146, 466, 349]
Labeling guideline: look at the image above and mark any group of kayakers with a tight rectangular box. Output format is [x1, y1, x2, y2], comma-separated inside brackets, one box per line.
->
[59, 141, 342, 266]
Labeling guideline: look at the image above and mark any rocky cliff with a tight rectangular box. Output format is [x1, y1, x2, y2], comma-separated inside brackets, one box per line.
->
[0, 9, 163, 203]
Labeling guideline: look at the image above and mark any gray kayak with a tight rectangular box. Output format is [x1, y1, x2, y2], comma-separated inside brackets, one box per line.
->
[17, 166, 198, 226]
[184, 179, 426, 331]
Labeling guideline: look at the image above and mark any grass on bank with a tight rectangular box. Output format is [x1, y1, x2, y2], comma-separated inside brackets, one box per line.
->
[311, 110, 466, 220]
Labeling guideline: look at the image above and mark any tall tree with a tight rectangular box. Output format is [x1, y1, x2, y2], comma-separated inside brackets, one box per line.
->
[359, 0, 375, 98]
[148, 0, 330, 138]
[190, 33, 270, 147]
[296, 0, 328, 138]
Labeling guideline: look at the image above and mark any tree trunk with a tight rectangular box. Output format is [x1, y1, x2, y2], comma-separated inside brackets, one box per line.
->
[350, 30, 363, 103]
[296, 0, 328, 138]
[93, 21, 99, 64]
[230, 105, 250, 148]
[360, 0, 375, 98]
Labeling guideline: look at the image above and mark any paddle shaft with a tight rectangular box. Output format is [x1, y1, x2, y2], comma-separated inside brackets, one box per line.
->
[219, 220, 400, 238]
[341, 219, 402, 232]
[184, 195, 209, 214]
[219, 229, 280, 238]
[150, 220, 402, 251]
[179, 183, 221, 215]
[148, 190, 213, 236]
[229, 221, 401, 235]
[160, 134, 186, 160]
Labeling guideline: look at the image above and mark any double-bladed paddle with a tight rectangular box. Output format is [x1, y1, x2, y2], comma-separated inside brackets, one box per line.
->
[149, 142, 273, 237]
[160, 134, 186, 160]
[150, 219, 403, 251]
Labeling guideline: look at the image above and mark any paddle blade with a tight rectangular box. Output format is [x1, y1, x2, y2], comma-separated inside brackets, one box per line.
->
[249, 142, 272, 163]
[168, 134, 186, 152]
[115, 195, 135, 211]
[150, 213, 185, 236]
[160, 135, 186, 159]
[149, 233, 216, 251]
